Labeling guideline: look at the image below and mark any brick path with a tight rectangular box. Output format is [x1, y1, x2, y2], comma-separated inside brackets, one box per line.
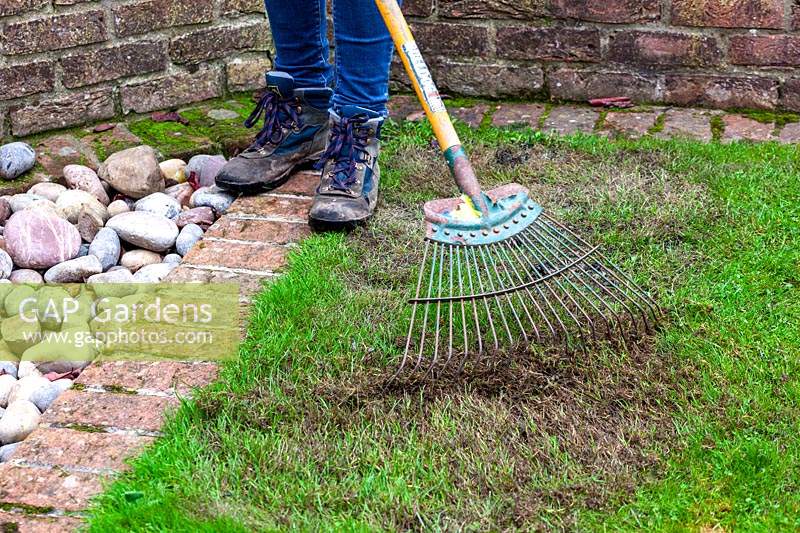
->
[0, 172, 317, 532]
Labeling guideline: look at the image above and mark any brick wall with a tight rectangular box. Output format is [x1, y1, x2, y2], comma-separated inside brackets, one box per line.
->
[2, 0, 800, 139]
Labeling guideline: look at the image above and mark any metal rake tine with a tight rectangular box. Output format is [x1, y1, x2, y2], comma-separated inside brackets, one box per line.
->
[455, 245, 471, 369]
[484, 244, 529, 343]
[542, 213, 661, 326]
[513, 234, 591, 352]
[537, 217, 655, 335]
[442, 243, 456, 371]
[528, 222, 637, 343]
[461, 245, 483, 371]
[425, 241, 447, 375]
[502, 239, 559, 341]
[468, 246, 499, 351]
[412, 241, 439, 373]
[477, 245, 514, 346]
[396, 239, 430, 378]
[496, 242, 543, 343]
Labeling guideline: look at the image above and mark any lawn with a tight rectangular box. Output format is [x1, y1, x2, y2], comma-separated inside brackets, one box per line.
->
[86, 116, 800, 531]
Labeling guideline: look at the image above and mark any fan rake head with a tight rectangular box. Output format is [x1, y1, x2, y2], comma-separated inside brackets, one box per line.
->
[395, 184, 661, 379]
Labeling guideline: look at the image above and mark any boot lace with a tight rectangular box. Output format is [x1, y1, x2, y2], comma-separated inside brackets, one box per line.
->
[244, 91, 301, 148]
[314, 115, 371, 191]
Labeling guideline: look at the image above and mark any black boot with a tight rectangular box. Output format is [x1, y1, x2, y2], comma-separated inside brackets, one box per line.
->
[216, 71, 332, 193]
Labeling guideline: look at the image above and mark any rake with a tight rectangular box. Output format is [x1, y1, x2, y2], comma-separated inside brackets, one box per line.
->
[376, 0, 661, 376]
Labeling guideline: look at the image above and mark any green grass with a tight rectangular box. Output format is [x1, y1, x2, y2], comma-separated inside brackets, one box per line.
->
[86, 120, 800, 531]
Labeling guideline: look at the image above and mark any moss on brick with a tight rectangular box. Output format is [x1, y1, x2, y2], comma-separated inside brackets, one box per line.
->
[710, 115, 725, 141]
[649, 113, 666, 135]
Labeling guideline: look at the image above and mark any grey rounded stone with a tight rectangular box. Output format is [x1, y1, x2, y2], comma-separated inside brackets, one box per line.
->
[4, 285, 36, 317]
[163, 253, 182, 264]
[43, 255, 103, 283]
[106, 211, 179, 252]
[190, 186, 235, 214]
[0, 142, 36, 181]
[107, 199, 130, 217]
[0, 249, 12, 279]
[0, 400, 41, 445]
[7, 375, 50, 405]
[1, 315, 40, 356]
[29, 378, 72, 412]
[9, 269, 43, 284]
[28, 182, 67, 202]
[0, 362, 17, 379]
[8, 194, 54, 213]
[132, 262, 177, 283]
[87, 269, 137, 298]
[186, 155, 226, 189]
[135, 192, 182, 219]
[89, 227, 121, 272]
[176, 223, 203, 256]
[16, 361, 40, 380]
[0, 442, 19, 462]
[77, 243, 91, 257]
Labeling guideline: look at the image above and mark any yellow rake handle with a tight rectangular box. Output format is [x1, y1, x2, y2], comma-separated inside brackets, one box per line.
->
[374, 0, 461, 153]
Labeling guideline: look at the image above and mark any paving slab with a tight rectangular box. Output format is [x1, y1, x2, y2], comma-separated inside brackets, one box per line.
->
[778, 122, 800, 143]
[603, 112, 658, 137]
[491, 104, 546, 128]
[657, 108, 714, 141]
[543, 106, 599, 135]
[722, 115, 774, 143]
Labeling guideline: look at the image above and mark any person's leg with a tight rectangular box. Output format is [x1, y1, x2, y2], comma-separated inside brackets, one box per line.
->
[330, 0, 399, 114]
[265, 0, 333, 88]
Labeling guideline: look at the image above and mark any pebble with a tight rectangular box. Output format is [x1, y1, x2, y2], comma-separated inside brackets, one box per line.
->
[135, 192, 182, 219]
[4, 285, 36, 317]
[164, 183, 194, 207]
[160, 159, 187, 183]
[0, 250, 11, 279]
[186, 155, 227, 188]
[99, 146, 164, 199]
[207, 109, 240, 121]
[78, 243, 90, 257]
[8, 269, 43, 284]
[25, 343, 94, 374]
[174, 206, 215, 229]
[29, 378, 72, 412]
[176, 224, 203, 256]
[0, 400, 41, 444]
[28, 182, 67, 202]
[120, 249, 162, 272]
[133, 262, 176, 283]
[88, 227, 121, 272]
[0, 375, 15, 407]
[8, 194, 55, 213]
[190, 186, 235, 214]
[0, 143, 36, 181]
[1, 315, 40, 355]
[77, 207, 104, 242]
[0, 361, 17, 379]
[36, 286, 71, 330]
[88, 269, 137, 298]
[163, 253, 182, 264]
[0, 197, 10, 225]
[43, 254, 103, 283]
[106, 211, 179, 252]
[7, 375, 50, 405]
[63, 164, 110, 205]
[5, 210, 81, 269]
[16, 361, 40, 379]
[107, 199, 131, 217]
[0, 442, 19, 462]
[56, 189, 108, 224]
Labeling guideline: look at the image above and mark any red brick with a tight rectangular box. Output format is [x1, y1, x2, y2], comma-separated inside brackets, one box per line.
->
[496, 27, 600, 62]
[729, 35, 800, 66]
[182, 240, 289, 271]
[0, 0, 48, 17]
[778, 122, 800, 143]
[548, 68, 659, 103]
[657, 108, 714, 141]
[226, 55, 271, 92]
[113, 0, 215, 37]
[492, 104, 546, 128]
[0, 62, 54, 101]
[543, 106, 600, 135]
[170, 22, 270, 64]
[438, 0, 548, 19]
[794, 4, 800, 30]
[721, 114, 774, 142]
[410, 22, 490, 57]
[0, 511, 81, 533]
[0, 464, 105, 512]
[228, 194, 313, 219]
[273, 170, 319, 196]
[432, 61, 544, 99]
[603, 111, 658, 137]
[671, 0, 784, 29]
[12, 428, 153, 472]
[206, 217, 311, 244]
[35, 134, 101, 177]
[403, 0, 434, 16]
[61, 41, 168, 89]
[221, 0, 264, 15]
[782, 79, 800, 111]
[166, 265, 273, 297]
[120, 67, 223, 114]
[76, 361, 219, 395]
[551, 0, 660, 23]
[42, 390, 178, 433]
[0, 11, 107, 56]
[608, 31, 721, 67]
[10, 89, 115, 137]
[451, 104, 489, 128]
[664, 75, 778, 109]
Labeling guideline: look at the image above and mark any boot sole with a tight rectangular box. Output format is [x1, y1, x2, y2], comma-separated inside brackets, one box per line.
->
[215, 152, 323, 194]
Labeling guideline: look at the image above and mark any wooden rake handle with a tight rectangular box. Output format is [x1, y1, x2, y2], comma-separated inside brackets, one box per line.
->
[375, 0, 488, 215]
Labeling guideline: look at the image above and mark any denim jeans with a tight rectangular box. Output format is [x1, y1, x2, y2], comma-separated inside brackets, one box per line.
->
[264, 0, 400, 115]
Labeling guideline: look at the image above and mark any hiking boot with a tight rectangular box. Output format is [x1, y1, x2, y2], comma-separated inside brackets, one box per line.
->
[215, 71, 332, 193]
[309, 105, 384, 225]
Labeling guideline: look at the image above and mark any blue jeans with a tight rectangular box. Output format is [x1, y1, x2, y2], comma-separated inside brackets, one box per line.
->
[264, 0, 399, 115]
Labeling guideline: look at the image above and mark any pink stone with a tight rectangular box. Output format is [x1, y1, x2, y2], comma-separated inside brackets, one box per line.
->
[9, 269, 43, 284]
[164, 183, 194, 208]
[778, 122, 800, 143]
[63, 164, 110, 205]
[174, 207, 215, 229]
[722, 114, 774, 143]
[4, 210, 81, 269]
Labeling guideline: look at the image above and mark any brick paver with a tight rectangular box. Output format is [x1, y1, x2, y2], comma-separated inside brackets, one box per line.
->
[722, 114, 775, 142]
[779, 122, 800, 143]
[42, 391, 179, 433]
[657, 108, 714, 141]
[543, 106, 599, 135]
[491, 104, 546, 128]
[603, 111, 658, 137]
[0, 464, 105, 512]
[0, 511, 83, 533]
[76, 361, 219, 395]
[205, 217, 311, 245]
[451, 104, 489, 128]
[227, 194, 312, 221]
[182, 240, 289, 272]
